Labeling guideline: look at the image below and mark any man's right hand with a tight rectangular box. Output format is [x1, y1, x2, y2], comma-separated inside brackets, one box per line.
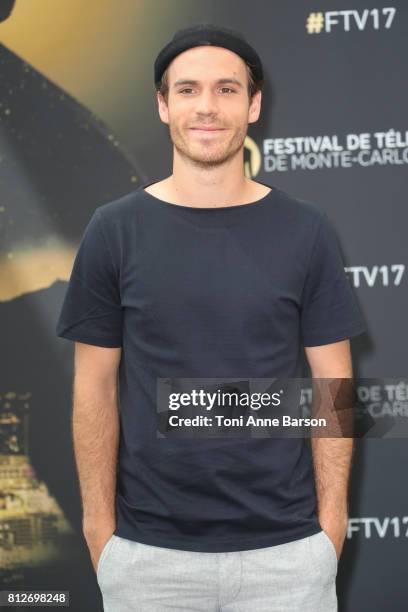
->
[83, 523, 116, 574]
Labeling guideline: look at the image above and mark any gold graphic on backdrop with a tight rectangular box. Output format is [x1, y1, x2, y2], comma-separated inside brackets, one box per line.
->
[0, 50, 141, 302]
[0, 244, 78, 302]
[244, 135, 261, 178]
[0, 392, 74, 570]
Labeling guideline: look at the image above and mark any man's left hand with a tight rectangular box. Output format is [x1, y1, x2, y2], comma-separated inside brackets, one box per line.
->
[319, 513, 348, 561]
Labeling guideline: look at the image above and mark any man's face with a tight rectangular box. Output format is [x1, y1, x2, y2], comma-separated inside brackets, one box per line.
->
[157, 45, 262, 167]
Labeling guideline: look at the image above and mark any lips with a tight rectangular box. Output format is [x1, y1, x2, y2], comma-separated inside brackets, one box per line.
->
[190, 127, 224, 131]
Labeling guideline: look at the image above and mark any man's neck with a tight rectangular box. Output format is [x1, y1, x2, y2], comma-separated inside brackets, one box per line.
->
[145, 175, 271, 208]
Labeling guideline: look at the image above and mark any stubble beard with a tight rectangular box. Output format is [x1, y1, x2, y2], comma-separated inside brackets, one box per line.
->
[168, 121, 248, 169]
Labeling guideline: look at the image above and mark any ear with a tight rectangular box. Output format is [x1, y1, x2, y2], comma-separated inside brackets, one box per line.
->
[157, 91, 170, 125]
[248, 90, 262, 125]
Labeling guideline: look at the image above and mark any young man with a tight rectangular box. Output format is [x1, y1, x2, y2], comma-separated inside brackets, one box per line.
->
[56, 24, 367, 611]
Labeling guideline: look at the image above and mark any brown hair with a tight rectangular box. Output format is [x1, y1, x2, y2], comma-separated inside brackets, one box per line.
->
[156, 62, 264, 104]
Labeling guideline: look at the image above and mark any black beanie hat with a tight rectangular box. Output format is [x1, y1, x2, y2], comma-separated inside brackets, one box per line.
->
[154, 23, 264, 89]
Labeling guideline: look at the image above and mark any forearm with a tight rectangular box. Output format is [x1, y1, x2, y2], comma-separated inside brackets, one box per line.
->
[306, 343, 355, 557]
[310, 375, 355, 519]
[71, 378, 120, 531]
[311, 436, 353, 519]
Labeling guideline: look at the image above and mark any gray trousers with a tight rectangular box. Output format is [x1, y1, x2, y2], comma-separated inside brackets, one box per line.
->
[97, 530, 338, 611]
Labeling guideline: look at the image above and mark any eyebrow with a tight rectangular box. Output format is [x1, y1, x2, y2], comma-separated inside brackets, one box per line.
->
[173, 78, 244, 89]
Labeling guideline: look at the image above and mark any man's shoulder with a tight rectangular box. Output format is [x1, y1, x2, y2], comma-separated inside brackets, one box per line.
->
[274, 186, 325, 219]
[271, 186, 327, 237]
[95, 186, 145, 221]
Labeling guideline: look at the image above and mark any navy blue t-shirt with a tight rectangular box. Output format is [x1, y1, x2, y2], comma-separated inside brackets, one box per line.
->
[55, 181, 367, 552]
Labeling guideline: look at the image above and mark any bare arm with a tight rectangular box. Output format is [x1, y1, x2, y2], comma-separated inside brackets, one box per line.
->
[305, 338, 354, 559]
[72, 341, 121, 570]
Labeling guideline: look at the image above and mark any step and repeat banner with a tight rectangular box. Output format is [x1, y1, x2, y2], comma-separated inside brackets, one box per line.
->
[0, 1, 406, 610]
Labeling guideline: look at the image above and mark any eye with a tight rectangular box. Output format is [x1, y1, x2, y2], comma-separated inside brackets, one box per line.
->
[178, 87, 236, 94]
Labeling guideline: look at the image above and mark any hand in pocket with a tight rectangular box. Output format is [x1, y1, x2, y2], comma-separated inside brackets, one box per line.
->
[85, 528, 116, 574]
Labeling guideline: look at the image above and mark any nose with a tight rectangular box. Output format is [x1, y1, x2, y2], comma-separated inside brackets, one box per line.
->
[194, 88, 218, 115]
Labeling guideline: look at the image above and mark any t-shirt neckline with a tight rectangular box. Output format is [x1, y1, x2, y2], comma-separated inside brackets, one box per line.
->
[139, 180, 279, 212]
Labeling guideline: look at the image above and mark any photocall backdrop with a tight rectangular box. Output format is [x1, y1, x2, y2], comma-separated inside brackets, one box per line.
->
[0, 1, 406, 610]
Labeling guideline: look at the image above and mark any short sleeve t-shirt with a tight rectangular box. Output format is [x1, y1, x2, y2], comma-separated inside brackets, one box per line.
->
[55, 181, 367, 553]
